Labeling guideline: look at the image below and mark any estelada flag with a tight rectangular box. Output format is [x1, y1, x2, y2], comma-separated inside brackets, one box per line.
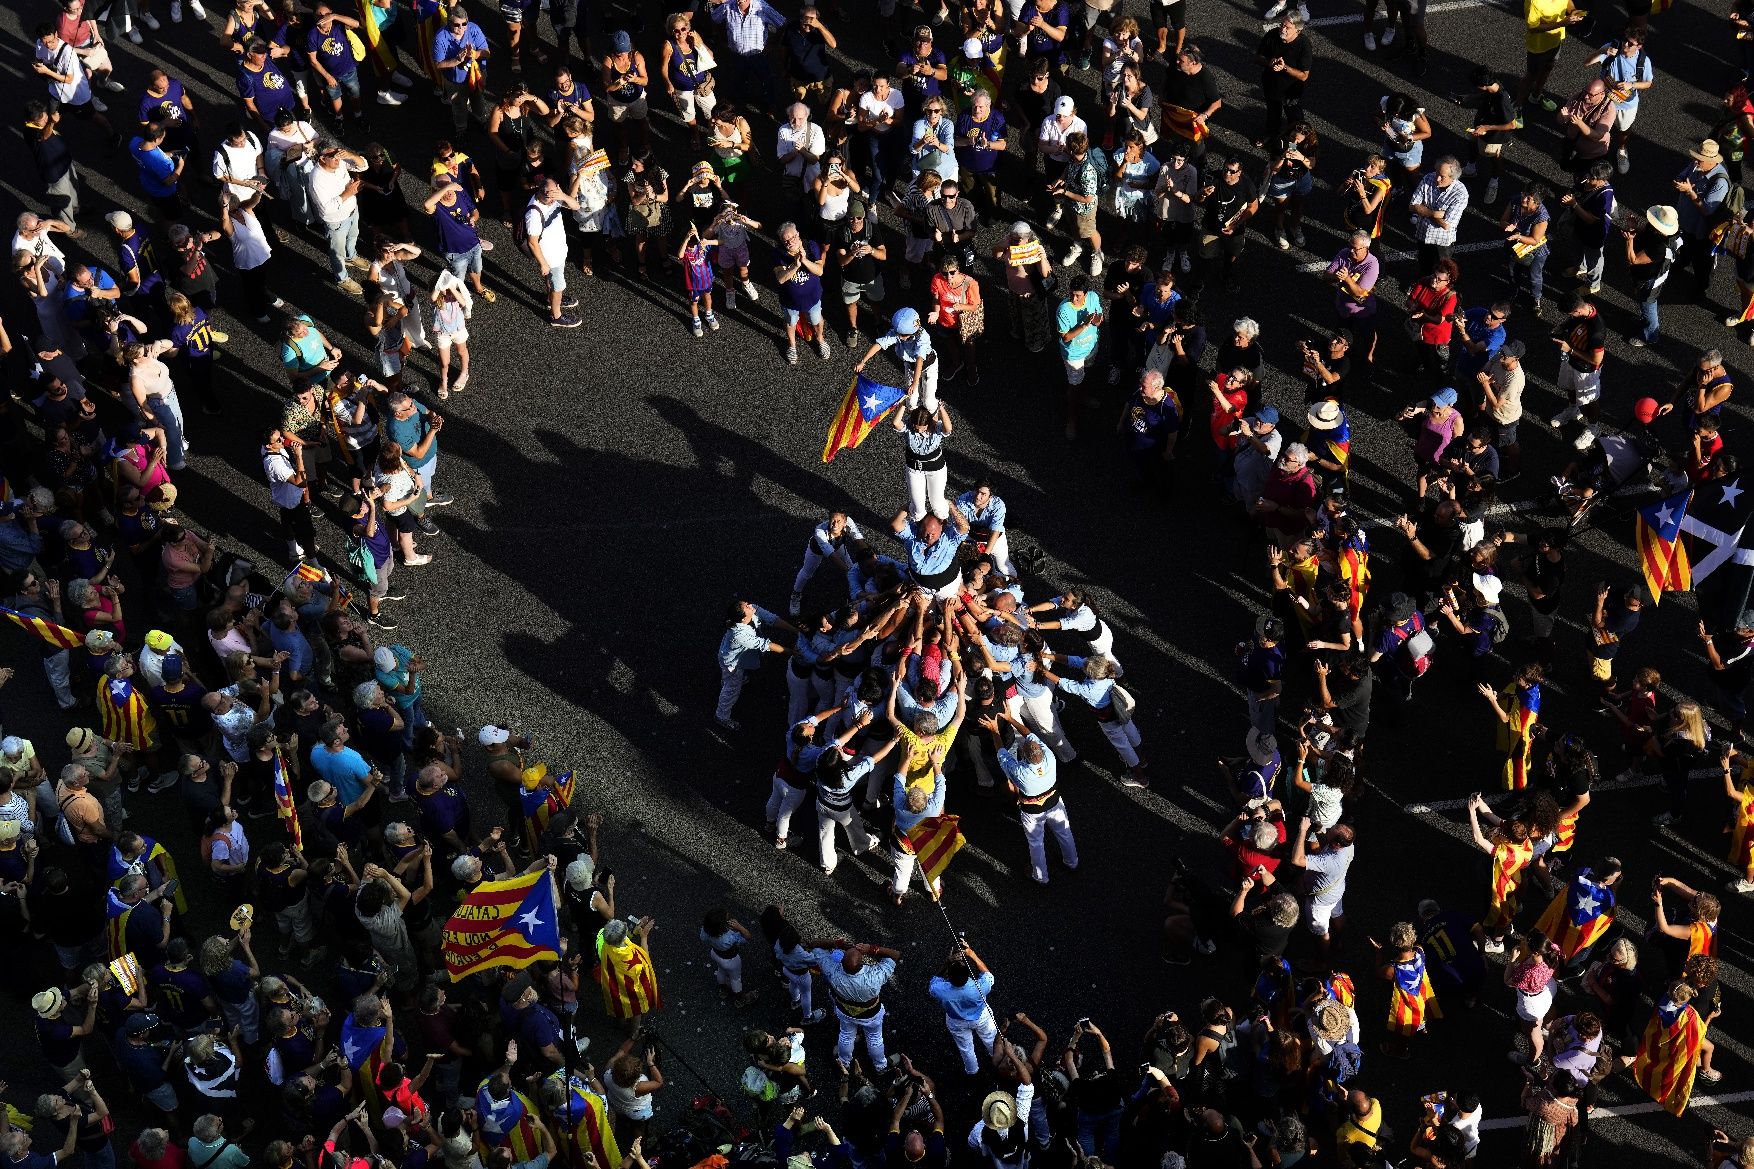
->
[272, 746, 303, 850]
[1385, 948, 1441, 1036]
[98, 675, 157, 751]
[442, 868, 562, 980]
[1633, 997, 1704, 1115]
[594, 930, 662, 1020]
[1, 604, 84, 650]
[1635, 489, 1692, 602]
[906, 814, 965, 886]
[1534, 870, 1616, 961]
[823, 373, 906, 463]
[518, 763, 574, 841]
[543, 1071, 622, 1169]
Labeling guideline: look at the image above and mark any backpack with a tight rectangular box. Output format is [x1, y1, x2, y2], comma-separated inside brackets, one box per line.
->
[1390, 613, 1434, 677]
[1482, 604, 1510, 647]
[515, 200, 561, 255]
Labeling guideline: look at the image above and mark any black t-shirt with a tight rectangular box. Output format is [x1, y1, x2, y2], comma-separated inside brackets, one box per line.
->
[1474, 88, 1518, 144]
[1161, 67, 1221, 120]
[836, 219, 880, 284]
[1014, 80, 1062, 135]
[1072, 1067, 1126, 1115]
[1256, 30, 1312, 100]
[1202, 175, 1257, 233]
[1304, 352, 1351, 405]
[1238, 908, 1293, 958]
[1327, 669, 1373, 739]
[1410, 519, 1461, 585]
[1526, 550, 1566, 615]
[1558, 309, 1608, 371]
[1215, 340, 1262, 379]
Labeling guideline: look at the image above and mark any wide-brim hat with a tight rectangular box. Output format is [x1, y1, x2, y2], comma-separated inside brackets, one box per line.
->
[1312, 1001, 1350, 1042]
[1691, 138, 1723, 165]
[1306, 400, 1342, 431]
[1646, 205, 1680, 237]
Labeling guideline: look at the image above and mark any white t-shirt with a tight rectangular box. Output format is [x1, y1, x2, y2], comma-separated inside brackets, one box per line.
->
[213, 133, 266, 201]
[12, 229, 67, 275]
[263, 447, 304, 510]
[777, 121, 826, 181]
[524, 198, 569, 263]
[227, 206, 272, 270]
[36, 41, 91, 106]
[858, 90, 904, 133]
[308, 158, 363, 225]
[1037, 114, 1087, 161]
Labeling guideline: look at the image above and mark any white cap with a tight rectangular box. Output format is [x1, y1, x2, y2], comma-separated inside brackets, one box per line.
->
[1472, 572, 1503, 605]
[478, 724, 511, 746]
[962, 36, 984, 59]
[1054, 96, 1076, 117]
[105, 211, 134, 233]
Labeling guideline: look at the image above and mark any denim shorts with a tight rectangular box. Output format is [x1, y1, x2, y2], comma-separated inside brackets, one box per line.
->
[323, 70, 363, 102]
[448, 243, 484, 277]
[784, 303, 824, 327]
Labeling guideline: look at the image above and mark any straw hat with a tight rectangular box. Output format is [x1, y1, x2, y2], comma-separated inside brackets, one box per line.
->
[1306, 400, 1342, 432]
[1645, 205, 1679, 237]
[1690, 139, 1724, 165]
[981, 1091, 1018, 1130]
[1311, 1000, 1350, 1042]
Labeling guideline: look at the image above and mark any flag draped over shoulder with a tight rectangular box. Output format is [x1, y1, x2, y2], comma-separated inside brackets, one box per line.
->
[905, 814, 965, 886]
[477, 1084, 544, 1159]
[543, 1072, 622, 1169]
[1386, 949, 1440, 1036]
[98, 676, 156, 751]
[340, 1012, 390, 1070]
[272, 746, 303, 850]
[1633, 999, 1704, 1115]
[1636, 489, 1692, 602]
[1, 605, 83, 650]
[594, 931, 661, 1020]
[1534, 871, 1616, 961]
[442, 869, 562, 980]
[824, 374, 906, 463]
[106, 837, 187, 914]
[518, 764, 575, 842]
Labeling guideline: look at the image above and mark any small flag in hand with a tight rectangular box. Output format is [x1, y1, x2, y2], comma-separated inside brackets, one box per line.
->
[823, 374, 906, 463]
[906, 814, 965, 888]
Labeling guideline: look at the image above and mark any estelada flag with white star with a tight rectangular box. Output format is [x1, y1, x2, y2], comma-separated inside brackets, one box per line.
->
[1635, 488, 1691, 602]
[1534, 868, 1617, 962]
[442, 868, 562, 980]
[823, 373, 907, 463]
[1681, 475, 1754, 584]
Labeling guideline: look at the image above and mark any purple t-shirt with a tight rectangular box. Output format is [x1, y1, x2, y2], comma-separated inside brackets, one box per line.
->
[138, 77, 188, 127]
[778, 241, 823, 311]
[432, 187, 481, 254]
[1324, 250, 1380, 320]
[307, 21, 359, 80]
[237, 59, 296, 123]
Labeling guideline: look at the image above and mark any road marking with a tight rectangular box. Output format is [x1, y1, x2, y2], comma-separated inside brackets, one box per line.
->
[1296, 238, 1502, 273]
[1295, 0, 1512, 27]
[1399, 767, 1721, 814]
[1477, 1090, 1754, 1131]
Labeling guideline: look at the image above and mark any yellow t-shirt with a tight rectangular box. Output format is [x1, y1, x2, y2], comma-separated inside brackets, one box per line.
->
[1526, 0, 1571, 54]
[1337, 1099, 1385, 1147]
[895, 723, 955, 790]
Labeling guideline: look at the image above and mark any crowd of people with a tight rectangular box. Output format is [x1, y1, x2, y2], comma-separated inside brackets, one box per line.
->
[5, 0, 1754, 1167]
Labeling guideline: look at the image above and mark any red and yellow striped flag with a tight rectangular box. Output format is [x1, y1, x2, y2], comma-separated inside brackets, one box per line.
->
[442, 868, 562, 980]
[823, 374, 906, 464]
[906, 814, 965, 887]
[98, 677, 157, 751]
[2, 605, 84, 650]
[1633, 1000, 1704, 1115]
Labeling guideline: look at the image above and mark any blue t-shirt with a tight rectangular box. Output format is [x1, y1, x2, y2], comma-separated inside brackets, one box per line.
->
[237, 59, 297, 123]
[1454, 307, 1505, 380]
[138, 77, 189, 127]
[130, 139, 180, 197]
[383, 403, 436, 469]
[307, 21, 359, 79]
[778, 241, 824, 311]
[268, 620, 314, 680]
[310, 743, 372, 804]
[431, 188, 481, 255]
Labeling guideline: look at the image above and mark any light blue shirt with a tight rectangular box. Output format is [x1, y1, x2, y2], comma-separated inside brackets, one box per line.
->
[927, 970, 994, 1022]
[809, 948, 897, 1002]
[718, 606, 779, 669]
[1599, 45, 1650, 112]
[892, 772, 945, 834]
[810, 517, 864, 557]
[1013, 655, 1051, 701]
[997, 733, 1056, 795]
[1054, 655, 1113, 708]
[955, 491, 1007, 533]
[877, 328, 935, 366]
[898, 520, 965, 576]
[896, 684, 958, 729]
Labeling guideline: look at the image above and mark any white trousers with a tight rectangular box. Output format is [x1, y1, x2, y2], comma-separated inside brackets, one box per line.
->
[834, 1003, 888, 1071]
[792, 545, 842, 595]
[906, 464, 950, 522]
[946, 1006, 999, 1074]
[783, 965, 814, 1016]
[890, 842, 942, 896]
[817, 801, 873, 873]
[905, 360, 941, 412]
[984, 530, 1016, 577]
[786, 664, 832, 726]
[708, 950, 744, 992]
[1020, 801, 1079, 883]
[1011, 690, 1076, 762]
[765, 776, 811, 840]
[715, 664, 744, 721]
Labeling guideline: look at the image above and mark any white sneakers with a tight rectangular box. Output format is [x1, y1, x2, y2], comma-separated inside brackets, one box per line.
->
[377, 91, 407, 105]
[190, 0, 206, 15]
[1380, 24, 1396, 44]
[1263, 0, 1288, 18]
[741, 279, 758, 300]
[170, 1, 181, 20]
[1363, 30, 1377, 50]
[1062, 243, 1083, 267]
[1484, 178, 1499, 204]
[141, 11, 161, 29]
[1090, 250, 1103, 276]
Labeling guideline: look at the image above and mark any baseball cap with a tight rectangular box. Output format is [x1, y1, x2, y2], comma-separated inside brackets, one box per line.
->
[962, 36, 983, 59]
[1471, 572, 1503, 605]
[0, 736, 21, 757]
[161, 654, 185, 682]
[1256, 406, 1280, 425]
[145, 630, 175, 653]
[105, 211, 134, 233]
[373, 646, 397, 672]
[610, 29, 632, 53]
[478, 724, 511, 747]
[1054, 96, 1076, 116]
[847, 199, 867, 218]
[120, 1013, 158, 1039]
[566, 855, 596, 891]
[1431, 387, 1458, 408]
[382, 1107, 407, 1129]
[500, 974, 533, 1004]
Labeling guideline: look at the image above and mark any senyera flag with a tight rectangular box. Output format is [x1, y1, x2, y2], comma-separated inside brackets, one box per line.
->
[442, 868, 562, 980]
[906, 814, 965, 888]
[823, 374, 906, 463]
[1, 604, 84, 650]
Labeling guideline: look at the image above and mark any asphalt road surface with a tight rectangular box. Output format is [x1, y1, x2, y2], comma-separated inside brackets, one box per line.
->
[2, 0, 1754, 1164]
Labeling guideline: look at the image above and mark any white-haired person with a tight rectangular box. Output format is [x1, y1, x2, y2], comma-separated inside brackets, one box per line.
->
[1036, 652, 1144, 786]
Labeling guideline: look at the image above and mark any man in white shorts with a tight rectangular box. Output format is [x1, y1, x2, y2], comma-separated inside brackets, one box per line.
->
[1290, 817, 1354, 956]
[523, 178, 582, 329]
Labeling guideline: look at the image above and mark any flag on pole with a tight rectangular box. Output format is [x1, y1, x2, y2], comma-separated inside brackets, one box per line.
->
[823, 374, 906, 463]
[272, 746, 302, 850]
[442, 868, 562, 980]
[1636, 489, 1693, 602]
[905, 815, 965, 886]
[1, 605, 84, 650]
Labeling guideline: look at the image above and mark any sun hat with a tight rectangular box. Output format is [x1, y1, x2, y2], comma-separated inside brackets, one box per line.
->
[981, 1091, 1018, 1130]
[1306, 400, 1342, 431]
[1690, 139, 1723, 165]
[1645, 205, 1679, 236]
[1472, 572, 1503, 605]
[32, 988, 67, 1019]
[1311, 1000, 1349, 1042]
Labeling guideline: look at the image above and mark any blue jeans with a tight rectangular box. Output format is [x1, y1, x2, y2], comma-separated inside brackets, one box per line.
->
[398, 695, 429, 748]
[1076, 1108, 1124, 1161]
[325, 208, 361, 280]
[1509, 247, 1547, 304]
[722, 50, 774, 109]
[1638, 296, 1660, 343]
[143, 390, 187, 470]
